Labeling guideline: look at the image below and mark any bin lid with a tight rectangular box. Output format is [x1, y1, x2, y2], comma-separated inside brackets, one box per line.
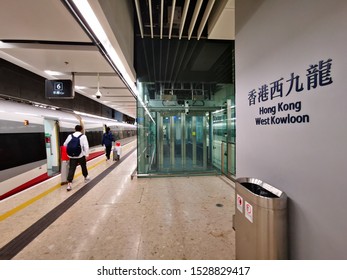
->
[236, 177, 287, 209]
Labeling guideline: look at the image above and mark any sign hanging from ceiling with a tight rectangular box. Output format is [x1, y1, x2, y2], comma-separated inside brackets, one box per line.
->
[45, 79, 74, 99]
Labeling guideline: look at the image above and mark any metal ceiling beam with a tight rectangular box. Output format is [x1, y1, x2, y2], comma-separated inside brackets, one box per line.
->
[148, 0, 154, 38]
[179, 0, 190, 40]
[134, 0, 144, 38]
[160, 0, 164, 39]
[168, 0, 176, 39]
[197, 0, 216, 40]
[188, 0, 203, 40]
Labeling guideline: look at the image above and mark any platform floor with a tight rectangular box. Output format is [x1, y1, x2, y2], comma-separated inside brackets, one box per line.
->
[0, 145, 236, 260]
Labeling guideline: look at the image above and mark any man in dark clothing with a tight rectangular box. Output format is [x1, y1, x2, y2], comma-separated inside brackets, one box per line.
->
[102, 126, 115, 160]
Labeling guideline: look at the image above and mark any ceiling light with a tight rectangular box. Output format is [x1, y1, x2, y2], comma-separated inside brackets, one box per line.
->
[44, 70, 65, 76]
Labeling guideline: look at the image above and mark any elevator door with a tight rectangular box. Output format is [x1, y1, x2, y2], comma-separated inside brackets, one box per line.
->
[158, 112, 207, 173]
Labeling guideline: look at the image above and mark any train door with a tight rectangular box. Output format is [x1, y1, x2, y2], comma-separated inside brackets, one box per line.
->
[44, 119, 60, 176]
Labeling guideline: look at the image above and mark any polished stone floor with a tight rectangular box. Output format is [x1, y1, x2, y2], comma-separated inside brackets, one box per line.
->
[0, 146, 236, 260]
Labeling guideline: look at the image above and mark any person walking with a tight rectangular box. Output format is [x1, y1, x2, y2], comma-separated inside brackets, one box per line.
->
[102, 126, 114, 161]
[63, 124, 90, 191]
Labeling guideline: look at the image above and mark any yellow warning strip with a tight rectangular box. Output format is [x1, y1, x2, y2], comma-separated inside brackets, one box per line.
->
[0, 184, 61, 222]
[0, 157, 105, 222]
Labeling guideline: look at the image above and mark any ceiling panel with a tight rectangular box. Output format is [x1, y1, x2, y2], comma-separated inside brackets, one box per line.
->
[0, 48, 113, 75]
[0, 0, 136, 118]
[208, 5, 235, 39]
[0, 0, 91, 42]
[75, 75, 126, 88]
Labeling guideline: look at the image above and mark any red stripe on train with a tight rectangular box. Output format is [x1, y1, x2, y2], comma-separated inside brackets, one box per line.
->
[0, 151, 105, 200]
[0, 173, 50, 200]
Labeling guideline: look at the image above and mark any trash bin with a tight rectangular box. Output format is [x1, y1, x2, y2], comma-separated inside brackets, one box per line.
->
[60, 146, 69, 185]
[233, 177, 287, 259]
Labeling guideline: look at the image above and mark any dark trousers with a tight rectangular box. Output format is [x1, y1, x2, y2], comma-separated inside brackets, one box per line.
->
[105, 145, 112, 159]
[67, 156, 88, 182]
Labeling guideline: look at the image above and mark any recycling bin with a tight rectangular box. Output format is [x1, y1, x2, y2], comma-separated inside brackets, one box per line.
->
[233, 177, 287, 259]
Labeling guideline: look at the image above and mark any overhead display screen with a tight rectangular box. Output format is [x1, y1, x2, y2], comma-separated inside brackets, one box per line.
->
[45, 79, 74, 99]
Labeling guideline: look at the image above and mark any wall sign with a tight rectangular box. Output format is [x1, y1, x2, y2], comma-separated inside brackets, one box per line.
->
[247, 59, 333, 126]
[245, 201, 253, 223]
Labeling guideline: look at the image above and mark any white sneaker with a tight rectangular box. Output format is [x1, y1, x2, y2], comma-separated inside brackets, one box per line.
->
[84, 176, 90, 182]
[67, 183, 72, 191]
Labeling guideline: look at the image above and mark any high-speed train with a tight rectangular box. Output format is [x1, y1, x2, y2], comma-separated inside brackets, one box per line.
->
[0, 99, 136, 200]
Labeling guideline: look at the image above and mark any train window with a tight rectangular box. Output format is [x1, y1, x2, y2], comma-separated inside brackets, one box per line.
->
[0, 133, 46, 171]
[113, 131, 120, 140]
[85, 131, 103, 148]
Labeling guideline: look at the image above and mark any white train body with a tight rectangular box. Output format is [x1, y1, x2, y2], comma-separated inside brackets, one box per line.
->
[0, 100, 136, 200]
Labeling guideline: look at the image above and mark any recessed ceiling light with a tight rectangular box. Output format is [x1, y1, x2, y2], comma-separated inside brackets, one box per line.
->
[44, 70, 65, 76]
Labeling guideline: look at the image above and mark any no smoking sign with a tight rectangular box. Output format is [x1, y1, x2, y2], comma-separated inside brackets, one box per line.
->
[245, 201, 253, 223]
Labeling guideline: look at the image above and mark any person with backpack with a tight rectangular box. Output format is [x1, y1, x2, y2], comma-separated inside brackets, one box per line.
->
[102, 126, 115, 161]
[63, 124, 90, 191]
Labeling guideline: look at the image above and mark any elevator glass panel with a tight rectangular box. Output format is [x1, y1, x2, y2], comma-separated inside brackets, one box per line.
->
[158, 112, 209, 173]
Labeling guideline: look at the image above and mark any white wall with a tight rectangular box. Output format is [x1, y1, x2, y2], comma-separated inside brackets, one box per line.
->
[235, 0, 347, 259]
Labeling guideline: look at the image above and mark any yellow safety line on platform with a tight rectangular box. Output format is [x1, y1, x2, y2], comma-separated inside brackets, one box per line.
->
[0, 158, 105, 222]
[0, 184, 61, 222]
